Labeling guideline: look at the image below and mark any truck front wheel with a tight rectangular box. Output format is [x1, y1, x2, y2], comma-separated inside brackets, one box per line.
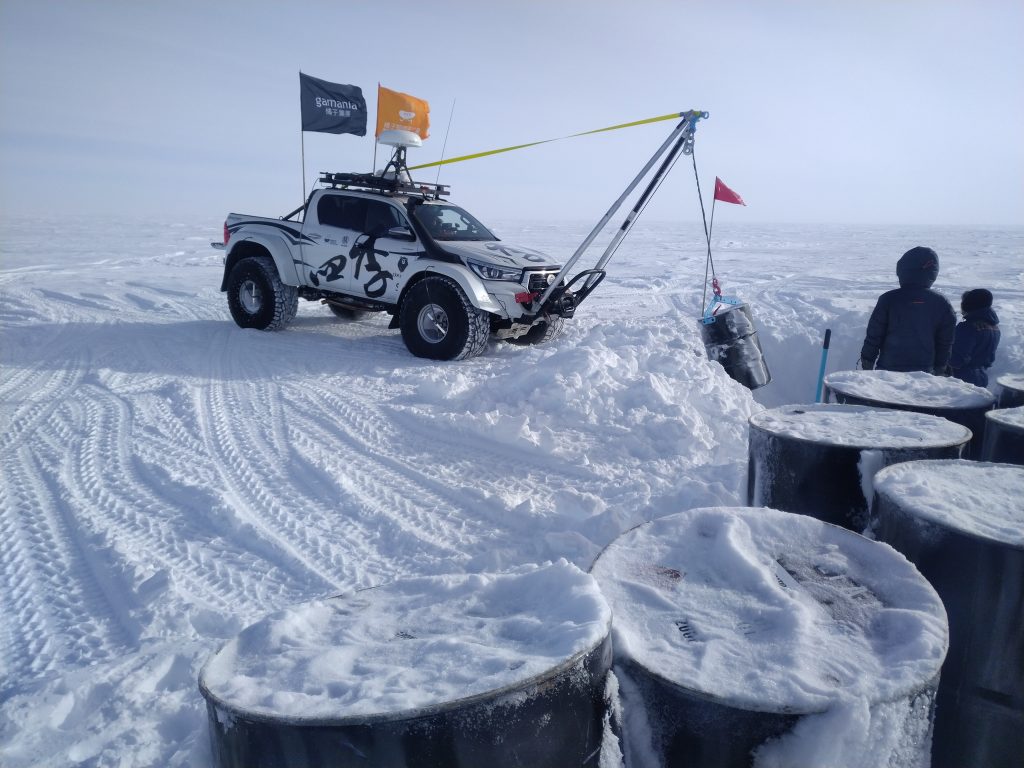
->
[226, 256, 298, 331]
[399, 276, 489, 360]
[505, 316, 565, 346]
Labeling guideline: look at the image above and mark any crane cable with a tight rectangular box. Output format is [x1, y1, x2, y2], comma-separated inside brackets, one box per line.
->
[407, 112, 686, 171]
[691, 148, 718, 316]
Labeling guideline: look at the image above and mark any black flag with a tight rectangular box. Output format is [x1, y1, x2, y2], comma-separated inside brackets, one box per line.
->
[299, 73, 367, 136]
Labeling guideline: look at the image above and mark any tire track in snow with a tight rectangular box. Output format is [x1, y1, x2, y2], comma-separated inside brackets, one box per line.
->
[56, 386, 265, 617]
[195, 336, 375, 592]
[283, 399, 490, 573]
[284, 380, 616, 560]
[0, 458, 60, 687]
[0, 444, 140, 688]
[0, 355, 85, 454]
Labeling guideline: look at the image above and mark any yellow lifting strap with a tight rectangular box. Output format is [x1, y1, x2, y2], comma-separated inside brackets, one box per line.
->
[407, 111, 686, 171]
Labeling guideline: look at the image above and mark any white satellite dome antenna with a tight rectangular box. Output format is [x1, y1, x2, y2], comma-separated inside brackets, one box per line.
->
[377, 129, 423, 149]
[376, 129, 423, 184]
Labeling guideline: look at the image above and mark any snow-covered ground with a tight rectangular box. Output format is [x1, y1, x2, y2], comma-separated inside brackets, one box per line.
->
[1, 214, 1021, 766]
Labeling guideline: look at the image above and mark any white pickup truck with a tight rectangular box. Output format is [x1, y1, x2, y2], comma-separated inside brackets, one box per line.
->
[215, 111, 706, 361]
[215, 172, 578, 360]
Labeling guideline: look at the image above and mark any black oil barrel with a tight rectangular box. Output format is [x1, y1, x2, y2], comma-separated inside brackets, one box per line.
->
[748, 403, 971, 532]
[590, 506, 948, 768]
[996, 373, 1024, 409]
[873, 460, 1024, 768]
[982, 406, 1024, 465]
[698, 303, 771, 391]
[823, 369, 995, 458]
[198, 561, 613, 768]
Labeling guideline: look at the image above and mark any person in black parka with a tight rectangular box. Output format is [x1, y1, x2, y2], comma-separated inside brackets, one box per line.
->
[950, 288, 1000, 387]
[860, 246, 956, 374]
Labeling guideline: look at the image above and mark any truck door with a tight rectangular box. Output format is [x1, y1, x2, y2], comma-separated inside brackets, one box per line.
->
[352, 200, 421, 304]
[302, 192, 365, 293]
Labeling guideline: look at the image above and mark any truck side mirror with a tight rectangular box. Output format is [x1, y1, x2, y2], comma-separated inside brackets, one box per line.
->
[387, 226, 416, 242]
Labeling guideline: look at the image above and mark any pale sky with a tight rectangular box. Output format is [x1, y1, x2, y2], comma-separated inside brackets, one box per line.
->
[1, 0, 1021, 226]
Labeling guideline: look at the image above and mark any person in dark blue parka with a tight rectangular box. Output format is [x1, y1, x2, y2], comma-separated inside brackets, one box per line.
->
[860, 246, 956, 374]
[950, 288, 1000, 387]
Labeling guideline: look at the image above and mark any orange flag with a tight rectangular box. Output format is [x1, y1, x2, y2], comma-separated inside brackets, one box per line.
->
[376, 84, 430, 139]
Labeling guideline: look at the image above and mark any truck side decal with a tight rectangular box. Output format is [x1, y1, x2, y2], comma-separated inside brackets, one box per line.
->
[229, 220, 316, 246]
[351, 234, 393, 299]
[309, 255, 347, 286]
[308, 234, 418, 299]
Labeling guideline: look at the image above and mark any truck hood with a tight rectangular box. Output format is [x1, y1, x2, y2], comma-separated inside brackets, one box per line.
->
[438, 240, 562, 271]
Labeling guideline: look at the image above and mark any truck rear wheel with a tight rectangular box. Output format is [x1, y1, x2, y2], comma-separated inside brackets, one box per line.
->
[399, 276, 489, 360]
[226, 256, 298, 331]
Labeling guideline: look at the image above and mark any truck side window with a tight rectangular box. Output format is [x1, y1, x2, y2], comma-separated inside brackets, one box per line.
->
[318, 195, 366, 230]
[364, 201, 404, 235]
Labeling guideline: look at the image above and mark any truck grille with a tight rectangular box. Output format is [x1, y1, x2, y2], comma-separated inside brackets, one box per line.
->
[528, 271, 559, 292]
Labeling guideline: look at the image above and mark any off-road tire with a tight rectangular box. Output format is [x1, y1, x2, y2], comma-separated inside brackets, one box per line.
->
[226, 255, 298, 331]
[399, 276, 490, 360]
[505, 316, 565, 346]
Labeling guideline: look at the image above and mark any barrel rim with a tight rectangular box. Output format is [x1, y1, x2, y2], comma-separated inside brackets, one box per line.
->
[198, 613, 612, 727]
[825, 385, 995, 413]
[619, 655, 827, 716]
[748, 403, 972, 450]
[985, 406, 1024, 428]
[824, 371, 996, 410]
[874, 459, 1024, 550]
[591, 506, 949, 712]
[619, 656, 941, 716]
[995, 373, 1024, 391]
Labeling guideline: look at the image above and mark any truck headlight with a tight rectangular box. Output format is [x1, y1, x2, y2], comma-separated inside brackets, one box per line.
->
[467, 259, 523, 282]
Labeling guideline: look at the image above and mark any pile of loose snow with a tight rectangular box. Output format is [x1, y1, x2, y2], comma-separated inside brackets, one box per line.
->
[199, 560, 611, 720]
[825, 370, 995, 408]
[749, 403, 971, 448]
[873, 460, 1024, 547]
[590, 506, 948, 714]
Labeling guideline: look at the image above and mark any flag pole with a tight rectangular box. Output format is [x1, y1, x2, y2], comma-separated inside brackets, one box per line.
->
[701, 197, 717, 314]
[372, 82, 380, 172]
[436, 98, 457, 185]
[301, 130, 307, 204]
[708, 196, 717, 284]
[815, 328, 832, 402]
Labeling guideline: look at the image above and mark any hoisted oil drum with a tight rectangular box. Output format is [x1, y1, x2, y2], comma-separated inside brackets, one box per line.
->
[698, 303, 771, 390]
[996, 373, 1024, 409]
[982, 406, 1024, 465]
[590, 506, 948, 768]
[872, 460, 1024, 768]
[824, 369, 995, 458]
[198, 561, 613, 768]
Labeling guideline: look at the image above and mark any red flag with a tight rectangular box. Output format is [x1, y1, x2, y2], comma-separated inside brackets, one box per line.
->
[713, 177, 746, 206]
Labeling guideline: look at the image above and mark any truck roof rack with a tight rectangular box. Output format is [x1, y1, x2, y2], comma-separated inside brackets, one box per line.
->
[318, 171, 450, 200]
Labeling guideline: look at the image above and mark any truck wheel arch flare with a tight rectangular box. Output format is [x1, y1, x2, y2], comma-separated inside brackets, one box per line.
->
[401, 264, 503, 315]
[222, 233, 302, 291]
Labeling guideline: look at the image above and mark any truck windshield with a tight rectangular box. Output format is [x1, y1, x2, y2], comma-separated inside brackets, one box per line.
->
[412, 203, 497, 242]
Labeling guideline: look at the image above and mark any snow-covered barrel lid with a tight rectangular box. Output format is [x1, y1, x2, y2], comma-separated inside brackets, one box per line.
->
[987, 405, 1024, 429]
[590, 506, 949, 715]
[199, 560, 611, 723]
[874, 460, 1024, 548]
[996, 373, 1024, 391]
[749, 403, 971, 449]
[824, 370, 995, 410]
